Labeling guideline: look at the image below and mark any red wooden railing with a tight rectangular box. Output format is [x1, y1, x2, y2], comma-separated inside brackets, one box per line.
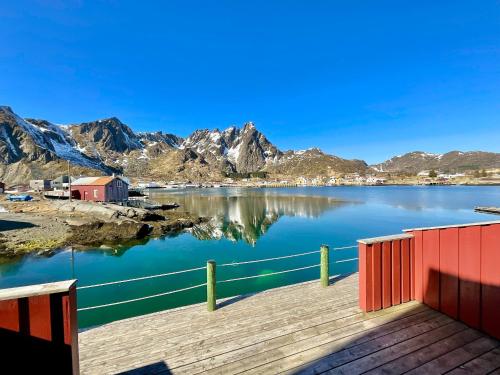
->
[0, 280, 79, 374]
[358, 220, 500, 340]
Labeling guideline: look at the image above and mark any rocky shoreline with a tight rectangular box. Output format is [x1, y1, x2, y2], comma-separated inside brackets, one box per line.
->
[0, 197, 207, 257]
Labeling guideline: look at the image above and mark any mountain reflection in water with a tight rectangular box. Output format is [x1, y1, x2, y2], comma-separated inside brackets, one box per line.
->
[150, 191, 350, 245]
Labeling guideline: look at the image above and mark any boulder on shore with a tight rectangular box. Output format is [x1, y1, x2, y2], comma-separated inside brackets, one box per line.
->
[51, 200, 165, 221]
[67, 220, 152, 246]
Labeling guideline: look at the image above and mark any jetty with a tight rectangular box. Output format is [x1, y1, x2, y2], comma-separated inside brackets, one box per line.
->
[475, 206, 500, 215]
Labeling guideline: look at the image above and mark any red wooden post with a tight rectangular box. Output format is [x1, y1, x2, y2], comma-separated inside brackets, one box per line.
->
[413, 230, 424, 302]
[401, 238, 411, 303]
[372, 242, 382, 311]
[381, 241, 392, 308]
[358, 242, 373, 312]
[410, 236, 415, 300]
[391, 240, 401, 305]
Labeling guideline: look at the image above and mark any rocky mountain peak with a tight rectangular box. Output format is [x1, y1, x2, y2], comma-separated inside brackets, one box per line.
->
[138, 131, 183, 148]
[242, 121, 255, 131]
[0, 106, 112, 180]
[180, 122, 281, 173]
[68, 117, 142, 154]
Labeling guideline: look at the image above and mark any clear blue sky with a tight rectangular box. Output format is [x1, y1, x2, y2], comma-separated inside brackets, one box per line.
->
[1, 1, 499, 163]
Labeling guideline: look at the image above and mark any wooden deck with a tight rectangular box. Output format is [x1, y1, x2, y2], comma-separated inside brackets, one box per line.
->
[79, 274, 500, 374]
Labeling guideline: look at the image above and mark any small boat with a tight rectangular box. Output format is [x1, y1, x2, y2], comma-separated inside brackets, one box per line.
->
[7, 194, 33, 201]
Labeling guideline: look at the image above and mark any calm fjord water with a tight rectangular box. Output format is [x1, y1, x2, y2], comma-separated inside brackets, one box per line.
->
[0, 186, 498, 328]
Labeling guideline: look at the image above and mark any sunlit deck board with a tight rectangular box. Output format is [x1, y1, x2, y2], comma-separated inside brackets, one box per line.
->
[79, 273, 500, 374]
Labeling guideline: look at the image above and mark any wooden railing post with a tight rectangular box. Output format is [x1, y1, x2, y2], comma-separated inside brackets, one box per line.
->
[320, 245, 329, 287]
[207, 260, 216, 311]
[0, 280, 79, 374]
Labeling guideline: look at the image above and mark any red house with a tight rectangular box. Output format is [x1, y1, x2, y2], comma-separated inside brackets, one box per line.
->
[71, 176, 128, 202]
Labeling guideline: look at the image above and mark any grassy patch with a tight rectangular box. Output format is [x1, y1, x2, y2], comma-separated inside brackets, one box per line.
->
[13, 238, 65, 253]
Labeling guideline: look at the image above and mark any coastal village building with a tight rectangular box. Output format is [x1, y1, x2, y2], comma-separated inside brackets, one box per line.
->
[366, 176, 386, 185]
[9, 184, 30, 192]
[71, 176, 129, 202]
[51, 175, 76, 190]
[29, 179, 52, 192]
[137, 182, 161, 188]
[297, 176, 308, 185]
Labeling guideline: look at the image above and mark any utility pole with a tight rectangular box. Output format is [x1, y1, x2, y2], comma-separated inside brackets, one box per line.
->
[71, 247, 75, 279]
[67, 160, 72, 202]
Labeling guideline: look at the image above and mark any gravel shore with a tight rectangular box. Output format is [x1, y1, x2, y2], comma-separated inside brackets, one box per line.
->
[0, 196, 206, 257]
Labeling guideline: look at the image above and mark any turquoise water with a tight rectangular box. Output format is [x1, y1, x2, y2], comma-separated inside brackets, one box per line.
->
[0, 186, 498, 328]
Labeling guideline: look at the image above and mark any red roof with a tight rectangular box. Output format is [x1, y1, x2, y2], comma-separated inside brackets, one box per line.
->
[72, 176, 126, 186]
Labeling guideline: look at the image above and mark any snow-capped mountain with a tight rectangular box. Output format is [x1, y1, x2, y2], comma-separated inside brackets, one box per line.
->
[67, 117, 143, 164]
[0, 106, 111, 173]
[371, 151, 500, 173]
[138, 131, 183, 149]
[1, 105, 367, 183]
[180, 122, 281, 173]
[3, 105, 497, 184]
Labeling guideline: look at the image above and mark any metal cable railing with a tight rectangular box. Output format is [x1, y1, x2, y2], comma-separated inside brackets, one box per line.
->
[77, 266, 206, 290]
[332, 245, 358, 250]
[76, 244, 359, 312]
[334, 257, 359, 264]
[218, 250, 320, 267]
[217, 264, 321, 284]
[77, 283, 207, 312]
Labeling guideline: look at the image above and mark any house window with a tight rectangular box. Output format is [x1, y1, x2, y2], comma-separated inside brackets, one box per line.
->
[93, 189, 98, 198]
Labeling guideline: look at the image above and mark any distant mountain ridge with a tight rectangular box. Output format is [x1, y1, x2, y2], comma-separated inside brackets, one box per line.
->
[0, 105, 498, 184]
[0, 106, 368, 183]
[371, 151, 500, 173]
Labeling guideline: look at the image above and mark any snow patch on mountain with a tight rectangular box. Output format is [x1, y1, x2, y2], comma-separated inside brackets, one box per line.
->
[11, 114, 52, 150]
[227, 142, 242, 162]
[0, 125, 19, 157]
[25, 119, 107, 170]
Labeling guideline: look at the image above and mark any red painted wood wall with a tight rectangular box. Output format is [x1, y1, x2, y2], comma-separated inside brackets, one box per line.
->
[71, 184, 106, 202]
[71, 179, 128, 202]
[0, 281, 79, 374]
[359, 222, 500, 340]
[358, 234, 414, 313]
[409, 222, 500, 339]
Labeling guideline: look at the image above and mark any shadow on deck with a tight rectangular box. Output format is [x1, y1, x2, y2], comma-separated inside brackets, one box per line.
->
[79, 273, 500, 375]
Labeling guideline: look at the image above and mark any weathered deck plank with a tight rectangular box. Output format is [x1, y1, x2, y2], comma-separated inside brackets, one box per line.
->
[80, 282, 359, 352]
[364, 328, 483, 374]
[79, 273, 499, 375]
[405, 337, 500, 374]
[447, 348, 500, 374]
